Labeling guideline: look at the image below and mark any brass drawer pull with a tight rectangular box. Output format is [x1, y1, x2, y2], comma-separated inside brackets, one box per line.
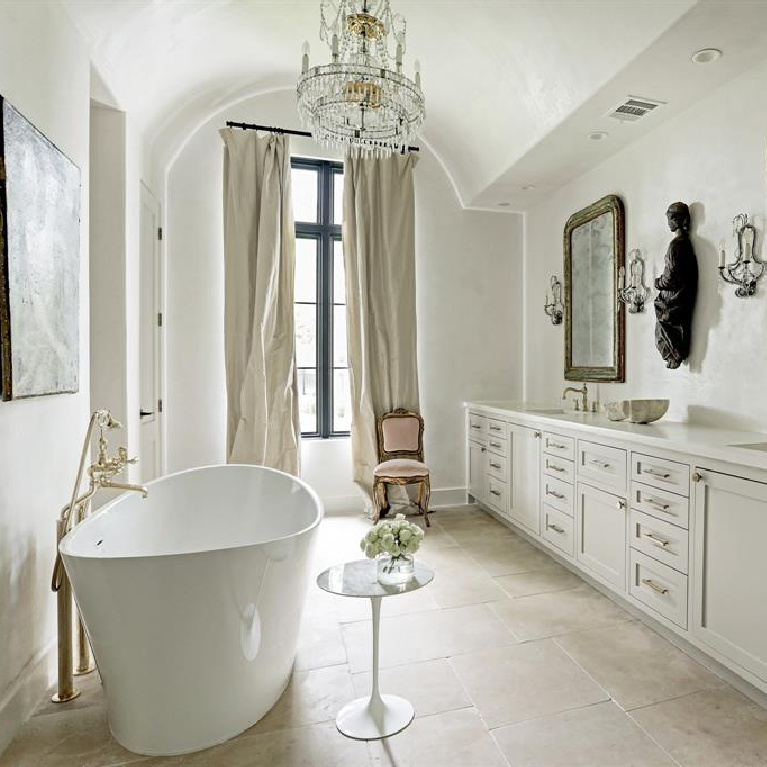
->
[642, 578, 669, 595]
[546, 489, 566, 499]
[548, 523, 565, 534]
[589, 458, 611, 469]
[643, 532, 670, 548]
[646, 498, 671, 511]
[490, 440, 502, 448]
[471, 424, 481, 430]
[490, 462, 501, 469]
[490, 489, 501, 497]
[644, 467, 671, 480]
[616, 499, 626, 510]
[547, 462, 565, 473]
[534, 431, 542, 438]
[548, 441, 567, 449]
[490, 425, 502, 431]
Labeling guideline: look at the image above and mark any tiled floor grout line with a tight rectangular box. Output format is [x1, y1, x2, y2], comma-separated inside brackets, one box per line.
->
[552, 637, 684, 767]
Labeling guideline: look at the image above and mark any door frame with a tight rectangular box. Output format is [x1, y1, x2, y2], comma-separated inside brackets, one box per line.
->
[140, 181, 165, 477]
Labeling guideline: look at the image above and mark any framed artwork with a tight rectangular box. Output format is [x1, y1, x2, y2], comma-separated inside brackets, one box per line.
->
[0, 95, 81, 400]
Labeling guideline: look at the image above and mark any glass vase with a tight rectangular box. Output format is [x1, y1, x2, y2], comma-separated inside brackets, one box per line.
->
[377, 553, 415, 586]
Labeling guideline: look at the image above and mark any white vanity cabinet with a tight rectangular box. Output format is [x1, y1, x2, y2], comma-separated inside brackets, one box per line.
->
[692, 467, 767, 686]
[576, 482, 627, 590]
[465, 402, 767, 696]
[508, 423, 541, 534]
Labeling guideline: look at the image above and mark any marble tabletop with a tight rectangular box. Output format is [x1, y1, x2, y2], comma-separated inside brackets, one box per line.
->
[317, 558, 434, 599]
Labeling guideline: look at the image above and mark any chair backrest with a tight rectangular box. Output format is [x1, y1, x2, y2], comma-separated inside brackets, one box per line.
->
[377, 409, 424, 463]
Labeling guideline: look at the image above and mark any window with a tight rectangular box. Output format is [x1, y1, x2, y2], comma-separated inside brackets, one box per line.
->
[292, 158, 350, 438]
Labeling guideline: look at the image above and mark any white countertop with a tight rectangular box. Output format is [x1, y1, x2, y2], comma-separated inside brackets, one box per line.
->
[467, 400, 767, 474]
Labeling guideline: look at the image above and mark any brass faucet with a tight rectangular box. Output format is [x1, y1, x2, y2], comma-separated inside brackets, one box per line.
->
[51, 409, 148, 703]
[562, 383, 589, 411]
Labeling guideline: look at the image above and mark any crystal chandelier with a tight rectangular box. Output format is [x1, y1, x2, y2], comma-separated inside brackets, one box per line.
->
[297, 0, 425, 155]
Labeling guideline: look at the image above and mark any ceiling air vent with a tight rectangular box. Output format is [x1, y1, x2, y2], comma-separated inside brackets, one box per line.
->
[607, 96, 666, 123]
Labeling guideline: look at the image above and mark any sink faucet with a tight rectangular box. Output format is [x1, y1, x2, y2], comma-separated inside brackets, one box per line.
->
[562, 384, 589, 411]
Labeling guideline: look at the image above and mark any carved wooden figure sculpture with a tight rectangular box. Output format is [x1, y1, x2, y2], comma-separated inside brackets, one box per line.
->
[654, 202, 698, 369]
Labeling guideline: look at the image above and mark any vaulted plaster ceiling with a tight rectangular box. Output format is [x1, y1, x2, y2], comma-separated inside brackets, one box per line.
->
[62, 1, 767, 209]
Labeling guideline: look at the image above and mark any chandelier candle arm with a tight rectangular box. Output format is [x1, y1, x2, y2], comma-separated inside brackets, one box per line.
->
[618, 249, 650, 313]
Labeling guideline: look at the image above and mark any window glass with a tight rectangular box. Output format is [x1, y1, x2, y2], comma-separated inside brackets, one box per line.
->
[295, 238, 317, 303]
[333, 172, 344, 225]
[297, 369, 317, 434]
[333, 368, 351, 432]
[292, 167, 318, 223]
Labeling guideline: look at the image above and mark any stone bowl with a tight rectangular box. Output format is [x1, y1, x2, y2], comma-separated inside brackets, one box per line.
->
[605, 399, 669, 424]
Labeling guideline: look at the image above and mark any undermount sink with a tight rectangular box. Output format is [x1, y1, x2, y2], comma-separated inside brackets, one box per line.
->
[730, 442, 767, 453]
[527, 408, 565, 415]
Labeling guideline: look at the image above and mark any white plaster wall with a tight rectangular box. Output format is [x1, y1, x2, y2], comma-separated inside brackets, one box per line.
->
[524, 58, 767, 431]
[165, 89, 522, 504]
[0, 3, 91, 753]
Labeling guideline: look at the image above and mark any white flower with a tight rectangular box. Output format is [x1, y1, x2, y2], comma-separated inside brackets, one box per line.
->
[390, 543, 401, 557]
[364, 542, 381, 558]
[380, 533, 395, 552]
[399, 528, 412, 542]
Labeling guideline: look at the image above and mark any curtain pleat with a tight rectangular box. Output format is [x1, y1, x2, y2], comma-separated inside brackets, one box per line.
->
[220, 129, 300, 475]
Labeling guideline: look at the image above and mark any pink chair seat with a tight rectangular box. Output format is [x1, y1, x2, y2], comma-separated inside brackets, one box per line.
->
[374, 459, 429, 478]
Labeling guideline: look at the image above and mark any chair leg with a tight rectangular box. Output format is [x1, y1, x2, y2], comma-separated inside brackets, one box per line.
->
[381, 483, 390, 516]
[421, 477, 431, 527]
[373, 479, 381, 524]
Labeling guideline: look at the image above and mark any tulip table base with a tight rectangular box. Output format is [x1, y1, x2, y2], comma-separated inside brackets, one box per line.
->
[316, 561, 435, 741]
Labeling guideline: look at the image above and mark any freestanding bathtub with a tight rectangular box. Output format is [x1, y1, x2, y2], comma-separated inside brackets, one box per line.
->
[60, 464, 323, 755]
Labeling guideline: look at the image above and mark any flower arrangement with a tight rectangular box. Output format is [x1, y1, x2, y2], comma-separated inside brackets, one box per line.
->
[361, 513, 425, 561]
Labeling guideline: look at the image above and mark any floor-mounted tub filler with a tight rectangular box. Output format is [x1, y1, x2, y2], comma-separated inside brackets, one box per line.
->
[60, 464, 323, 755]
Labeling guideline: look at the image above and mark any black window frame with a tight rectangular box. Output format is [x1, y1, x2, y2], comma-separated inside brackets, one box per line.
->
[292, 157, 348, 439]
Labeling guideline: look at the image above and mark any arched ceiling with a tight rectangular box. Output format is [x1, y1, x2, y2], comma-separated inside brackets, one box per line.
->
[63, 0, 749, 207]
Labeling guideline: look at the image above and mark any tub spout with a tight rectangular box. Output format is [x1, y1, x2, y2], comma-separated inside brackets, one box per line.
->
[102, 480, 149, 499]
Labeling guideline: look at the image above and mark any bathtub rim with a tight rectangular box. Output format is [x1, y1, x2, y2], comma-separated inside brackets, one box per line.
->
[59, 463, 325, 561]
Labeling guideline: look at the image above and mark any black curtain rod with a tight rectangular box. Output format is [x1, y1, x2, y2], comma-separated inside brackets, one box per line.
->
[225, 121, 419, 152]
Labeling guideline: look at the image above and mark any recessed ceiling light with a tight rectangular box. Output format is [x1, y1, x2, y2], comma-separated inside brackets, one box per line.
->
[589, 131, 609, 141]
[497, 202, 511, 207]
[691, 48, 723, 65]
[521, 185, 535, 191]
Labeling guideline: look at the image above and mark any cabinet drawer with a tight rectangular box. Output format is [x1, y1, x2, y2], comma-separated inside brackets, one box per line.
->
[487, 434, 508, 456]
[578, 440, 627, 493]
[543, 454, 574, 483]
[542, 474, 573, 516]
[542, 505, 574, 556]
[487, 452, 508, 481]
[487, 418, 508, 439]
[630, 509, 689, 574]
[487, 477, 507, 514]
[630, 549, 688, 629]
[632, 453, 689, 497]
[632, 482, 689, 529]
[468, 413, 487, 438]
[543, 432, 574, 461]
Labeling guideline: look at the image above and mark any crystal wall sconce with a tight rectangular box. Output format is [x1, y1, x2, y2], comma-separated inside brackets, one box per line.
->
[719, 213, 763, 297]
[544, 276, 564, 325]
[618, 249, 650, 313]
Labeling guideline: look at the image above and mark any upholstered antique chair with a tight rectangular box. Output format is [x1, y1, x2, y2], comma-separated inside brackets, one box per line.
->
[373, 409, 430, 526]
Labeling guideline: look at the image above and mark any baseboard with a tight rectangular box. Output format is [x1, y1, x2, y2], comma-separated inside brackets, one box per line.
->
[429, 487, 467, 509]
[323, 486, 468, 517]
[0, 642, 54, 757]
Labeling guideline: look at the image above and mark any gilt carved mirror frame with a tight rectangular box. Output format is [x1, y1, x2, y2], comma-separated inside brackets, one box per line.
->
[564, 194, 626, 383]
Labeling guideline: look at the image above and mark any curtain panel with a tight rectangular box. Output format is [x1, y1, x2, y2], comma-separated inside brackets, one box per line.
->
[220, 129, 300, 475]
[343, 150, 420, 503]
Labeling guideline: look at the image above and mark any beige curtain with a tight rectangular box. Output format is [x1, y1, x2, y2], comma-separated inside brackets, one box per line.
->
[220, 129, 300, 475]
[343, 150, 420, 502]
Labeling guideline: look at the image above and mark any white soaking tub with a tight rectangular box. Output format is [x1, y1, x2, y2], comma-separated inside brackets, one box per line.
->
[60, 464, 323, 756]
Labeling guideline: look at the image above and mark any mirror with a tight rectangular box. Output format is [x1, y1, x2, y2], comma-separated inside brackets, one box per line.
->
[564, 194, 625, 382]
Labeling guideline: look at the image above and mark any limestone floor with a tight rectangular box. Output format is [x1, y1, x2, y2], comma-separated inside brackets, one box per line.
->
[3, 506, 767, 767]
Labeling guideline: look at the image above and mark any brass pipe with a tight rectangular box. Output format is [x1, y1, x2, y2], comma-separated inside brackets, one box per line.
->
[73, 501, 94, 676]
[52, 518, 80, 703]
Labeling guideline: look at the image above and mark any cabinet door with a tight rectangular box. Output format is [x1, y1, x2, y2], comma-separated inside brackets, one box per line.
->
[692, 468, 767, 683]
[509, 425, 541, 535]
[577, 483, 627, 591]
[469, 440, 487, 506]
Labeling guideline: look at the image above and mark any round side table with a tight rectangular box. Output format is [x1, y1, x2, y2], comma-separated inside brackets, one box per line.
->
[316, 558, 434, 741]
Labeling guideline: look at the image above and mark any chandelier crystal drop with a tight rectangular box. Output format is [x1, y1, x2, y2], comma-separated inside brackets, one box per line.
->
[297, 0, 425, 155]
